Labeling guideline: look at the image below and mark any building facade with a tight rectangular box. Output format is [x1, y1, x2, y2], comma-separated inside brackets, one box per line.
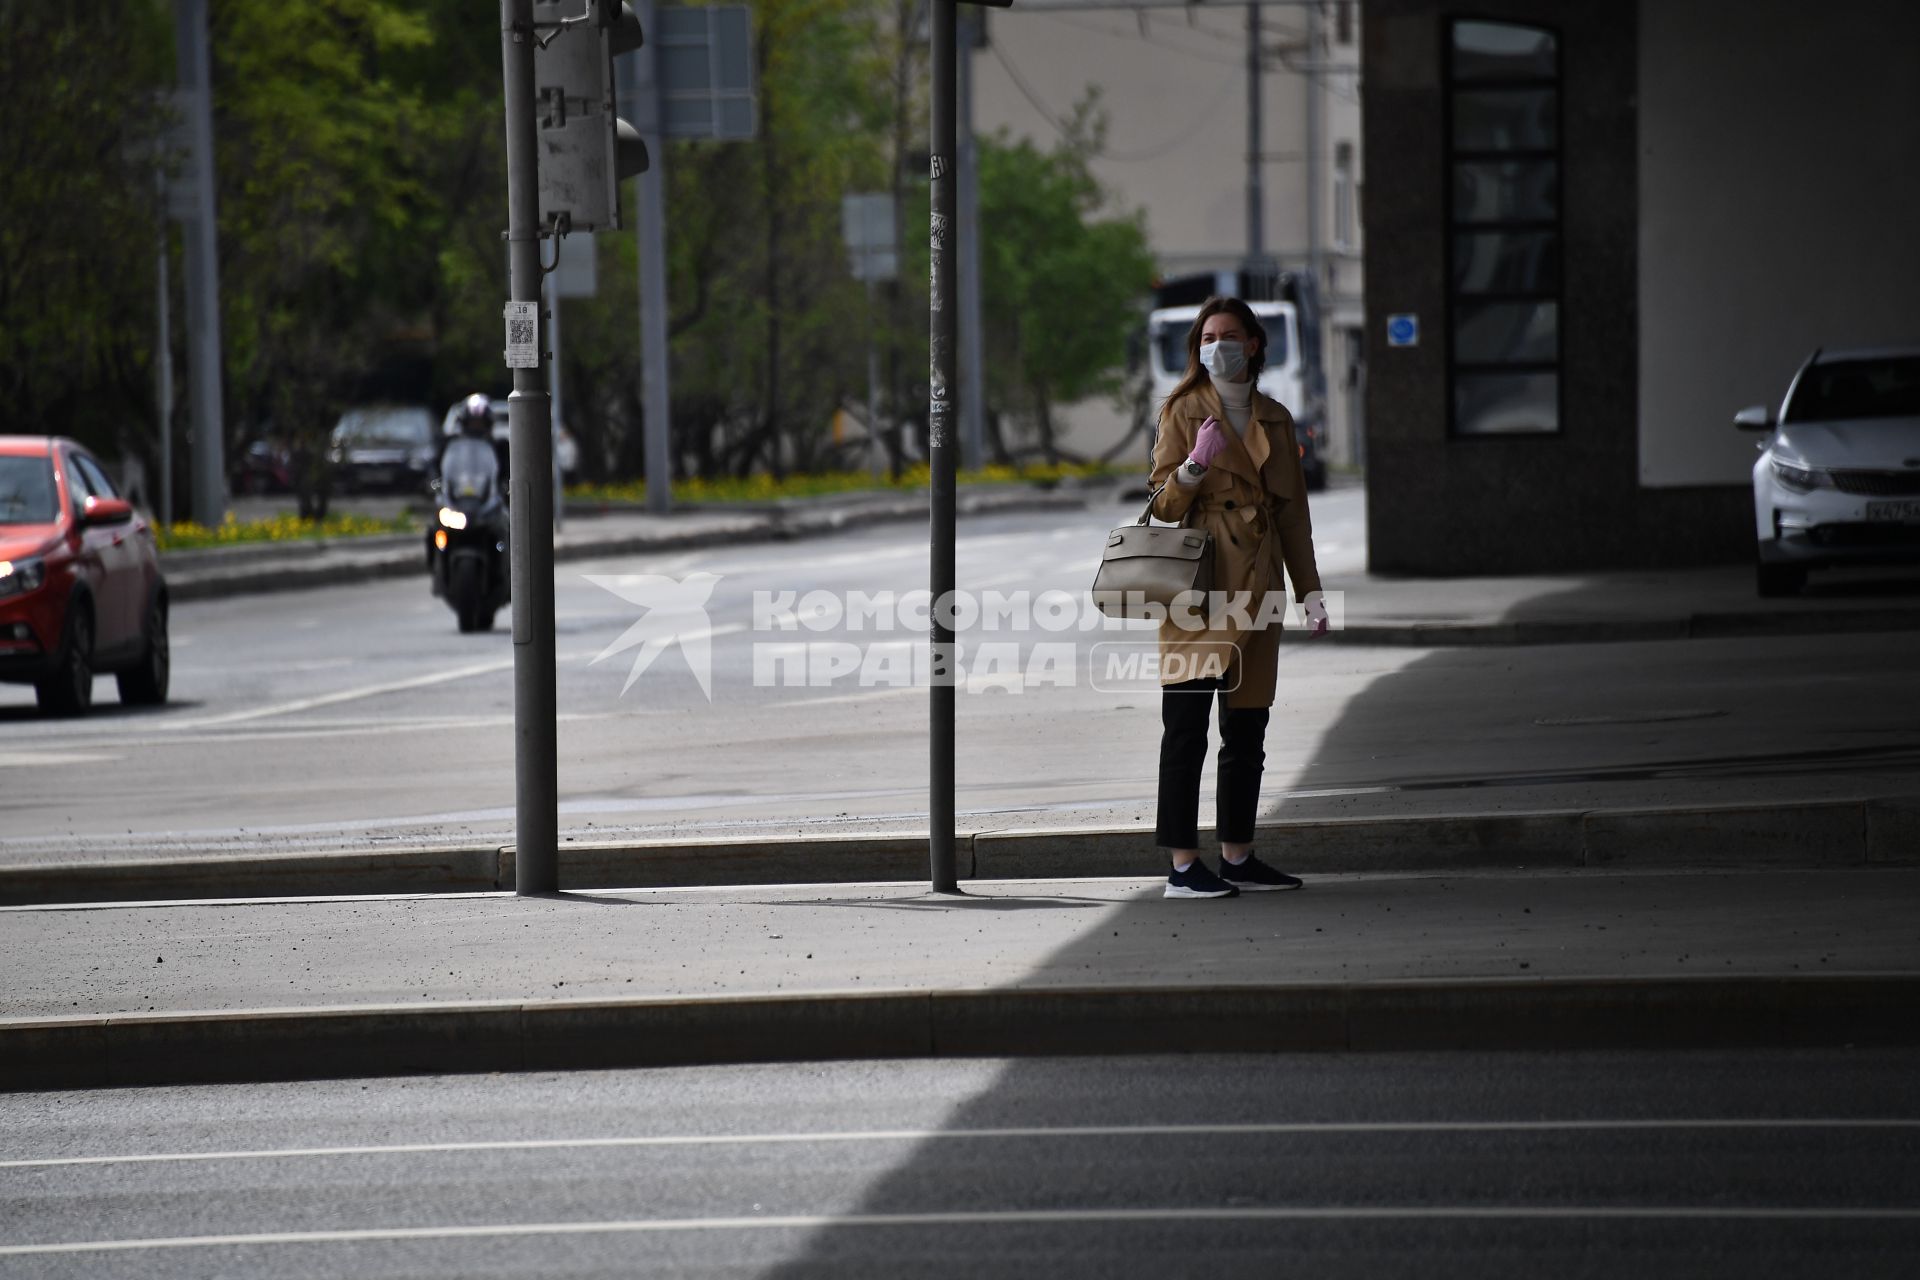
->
[1361, 0, 1920, 573]
[971, 2, 1367, 468]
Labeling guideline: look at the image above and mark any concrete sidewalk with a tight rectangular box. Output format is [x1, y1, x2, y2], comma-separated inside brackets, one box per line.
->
[5, 866, 1917, 1089]
[4, 794, 1913, 905]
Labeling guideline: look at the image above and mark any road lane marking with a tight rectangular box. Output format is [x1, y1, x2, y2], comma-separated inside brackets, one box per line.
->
[0, 752, 122, 767]
[156, 629, 744, 730]
[766, 686, 921, 709]
[7, 1119, 1917, 1170]
[171, 657, 520, 728]
[5, 1206, 1919, 1255]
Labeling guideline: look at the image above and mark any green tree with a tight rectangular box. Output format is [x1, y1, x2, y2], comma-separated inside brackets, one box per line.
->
[934, 92, 1157, 465]
[0, 3, 173, 460]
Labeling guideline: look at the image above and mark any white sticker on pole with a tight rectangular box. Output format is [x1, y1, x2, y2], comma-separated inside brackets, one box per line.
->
[504, 301, 539, 369]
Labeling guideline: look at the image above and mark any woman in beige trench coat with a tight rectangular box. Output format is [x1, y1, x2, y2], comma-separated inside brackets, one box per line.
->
[1146, 296, 1329, 899]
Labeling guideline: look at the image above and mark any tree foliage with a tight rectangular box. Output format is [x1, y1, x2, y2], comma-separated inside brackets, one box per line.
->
[2, 1, 1153, 507]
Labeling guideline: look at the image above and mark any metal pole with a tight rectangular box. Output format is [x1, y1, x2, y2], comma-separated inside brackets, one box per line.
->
[545, 269, 565, 533]
[1245, 2, 1263, 271]
[155, 219, 174, 527]
[1304, 0, 1323, 296]
[866, 275, 884, 478]
[502, 0, 559, 894]
[928, 0, 959, 893]
[956, 9, 986, 473]
[173, 0, 226, 529]
[634, 1, 673, 516]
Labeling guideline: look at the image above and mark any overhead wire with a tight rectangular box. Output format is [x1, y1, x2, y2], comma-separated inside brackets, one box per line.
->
[988, 38, 1240, 163]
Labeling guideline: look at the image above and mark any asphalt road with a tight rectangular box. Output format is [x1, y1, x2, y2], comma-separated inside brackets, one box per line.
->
[2, 489, 1917, 864]
[3, 1051, 1916, 1277]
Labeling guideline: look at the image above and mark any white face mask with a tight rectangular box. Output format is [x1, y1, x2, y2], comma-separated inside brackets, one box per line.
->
[1199, 338, 1248, 381]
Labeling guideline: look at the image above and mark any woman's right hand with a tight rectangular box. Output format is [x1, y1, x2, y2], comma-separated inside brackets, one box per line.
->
[1189, 416, 1230, 469]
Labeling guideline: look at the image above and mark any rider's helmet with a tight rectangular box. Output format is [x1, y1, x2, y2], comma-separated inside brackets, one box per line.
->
[457, 393, 493, 439]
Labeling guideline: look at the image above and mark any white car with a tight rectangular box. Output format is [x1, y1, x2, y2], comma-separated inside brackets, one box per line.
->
[1740, 346, 1920, 596]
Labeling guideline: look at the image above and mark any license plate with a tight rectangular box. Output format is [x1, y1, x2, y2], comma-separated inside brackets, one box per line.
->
[1866, 500, 1920, 522]
[360, 466, 393, 485]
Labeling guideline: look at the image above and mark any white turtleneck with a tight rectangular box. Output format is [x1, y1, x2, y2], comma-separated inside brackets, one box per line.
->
[1175, 372, 1255, 485]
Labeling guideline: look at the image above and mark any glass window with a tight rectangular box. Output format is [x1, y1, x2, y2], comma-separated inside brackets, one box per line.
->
[1455, 372, 1560, 435]
[1334, 142, 1355, 249]
[1784, 356, 1920, 422]
[1452, 89, 1556, 152]
[0, 455, 59, 525]
[1453, 231, 1560, 295]
[1454, 301, 1558, 365]
[1452, 20, 1556, 81]
[1452, 161, 1558, 224]
[63, 455, 97, 507]
[1447, 19, 1562, 437]
[75, 454, 120, 500]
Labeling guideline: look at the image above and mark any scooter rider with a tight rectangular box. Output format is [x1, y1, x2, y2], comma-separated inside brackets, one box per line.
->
[441, 393, 503, 510]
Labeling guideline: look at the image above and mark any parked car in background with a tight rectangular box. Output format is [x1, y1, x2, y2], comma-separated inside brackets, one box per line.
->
[1740, 346, 1920, 596]
[330, 405, 439, 495]
[439, 396, 580, 481]
[235, 435, 294, 495]
[0, 436, 169, 714]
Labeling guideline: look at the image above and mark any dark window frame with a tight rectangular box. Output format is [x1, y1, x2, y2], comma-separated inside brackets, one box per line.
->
[1443, 16, 1565, 439]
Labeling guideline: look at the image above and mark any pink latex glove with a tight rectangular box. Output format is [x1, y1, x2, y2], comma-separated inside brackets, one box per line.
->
[1304, 595, 1330, 638]
[1188, 416, 1231, 468]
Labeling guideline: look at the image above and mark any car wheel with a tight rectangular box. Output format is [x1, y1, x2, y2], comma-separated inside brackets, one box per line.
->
[117, 597, 171, 706]
[35, 606, 94, 716]
[1756, 562, 1806, 598]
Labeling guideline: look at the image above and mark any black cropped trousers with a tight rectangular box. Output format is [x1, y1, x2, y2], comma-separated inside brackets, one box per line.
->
[1153, 674, 1270, 849]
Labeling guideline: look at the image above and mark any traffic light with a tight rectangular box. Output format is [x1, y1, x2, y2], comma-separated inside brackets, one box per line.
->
[532, 0, 649, 233]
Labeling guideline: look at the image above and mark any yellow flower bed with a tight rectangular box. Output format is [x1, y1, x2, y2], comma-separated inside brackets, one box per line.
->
[155, 511, 418, 553]
[570, 460, 1117, 506]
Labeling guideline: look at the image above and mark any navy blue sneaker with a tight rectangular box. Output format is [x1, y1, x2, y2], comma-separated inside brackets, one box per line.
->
[1165, 860, 1240, 899]
[1219, 851, 1303, 892]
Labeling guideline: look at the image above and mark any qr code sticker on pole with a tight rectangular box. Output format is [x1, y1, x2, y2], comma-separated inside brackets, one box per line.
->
[504, 300, 539, 369]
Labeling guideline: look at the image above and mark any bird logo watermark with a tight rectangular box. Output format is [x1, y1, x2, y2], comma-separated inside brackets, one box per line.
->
[583, 572, 721, 699]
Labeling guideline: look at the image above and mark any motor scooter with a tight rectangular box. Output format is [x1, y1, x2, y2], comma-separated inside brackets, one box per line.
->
[427, 440, 510, 633]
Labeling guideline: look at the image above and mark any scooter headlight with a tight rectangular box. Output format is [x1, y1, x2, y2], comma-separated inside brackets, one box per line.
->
[438, 507, 469, 530]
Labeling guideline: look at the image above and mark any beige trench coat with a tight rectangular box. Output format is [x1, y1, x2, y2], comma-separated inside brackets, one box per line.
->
[1146, 382, 1323, 709]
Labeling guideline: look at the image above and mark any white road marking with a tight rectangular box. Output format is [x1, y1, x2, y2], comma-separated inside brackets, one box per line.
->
[7, 1119, 1916, 1170]
[170, 657, 520, 729]
[767, 686, 921, 709]
[0, 751, 121, 767]
[4, 1205, 1916, 1256]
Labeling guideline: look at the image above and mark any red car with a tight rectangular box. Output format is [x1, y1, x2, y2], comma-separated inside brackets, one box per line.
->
[0, 437, 169, 715]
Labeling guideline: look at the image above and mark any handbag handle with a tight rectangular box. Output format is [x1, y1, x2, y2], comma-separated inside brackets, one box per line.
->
[1136, 481, 1197, 528]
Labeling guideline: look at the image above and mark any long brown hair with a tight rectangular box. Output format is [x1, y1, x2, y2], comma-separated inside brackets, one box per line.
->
[1162, 295, 1269, 411]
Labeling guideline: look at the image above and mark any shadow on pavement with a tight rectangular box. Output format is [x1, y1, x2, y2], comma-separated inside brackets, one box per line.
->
[751, 582, 1920, 1275]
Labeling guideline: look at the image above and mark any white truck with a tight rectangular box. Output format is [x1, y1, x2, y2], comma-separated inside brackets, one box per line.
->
[1144, 270, 1327, 490]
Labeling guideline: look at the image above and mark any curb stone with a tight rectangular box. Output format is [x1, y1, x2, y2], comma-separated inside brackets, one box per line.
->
[7, 975, 1917, 1091]
[3, 797, 1914, 907]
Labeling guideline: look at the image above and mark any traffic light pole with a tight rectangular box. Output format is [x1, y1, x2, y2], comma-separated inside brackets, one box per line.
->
[502, 0, 560, 894]
[928, 0, 959, 895]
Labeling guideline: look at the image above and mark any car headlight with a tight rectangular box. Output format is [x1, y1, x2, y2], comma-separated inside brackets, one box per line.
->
[1770, 459, 1827, 492]
[438, 507, 469, 531]
[0, 557, 47, 599]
